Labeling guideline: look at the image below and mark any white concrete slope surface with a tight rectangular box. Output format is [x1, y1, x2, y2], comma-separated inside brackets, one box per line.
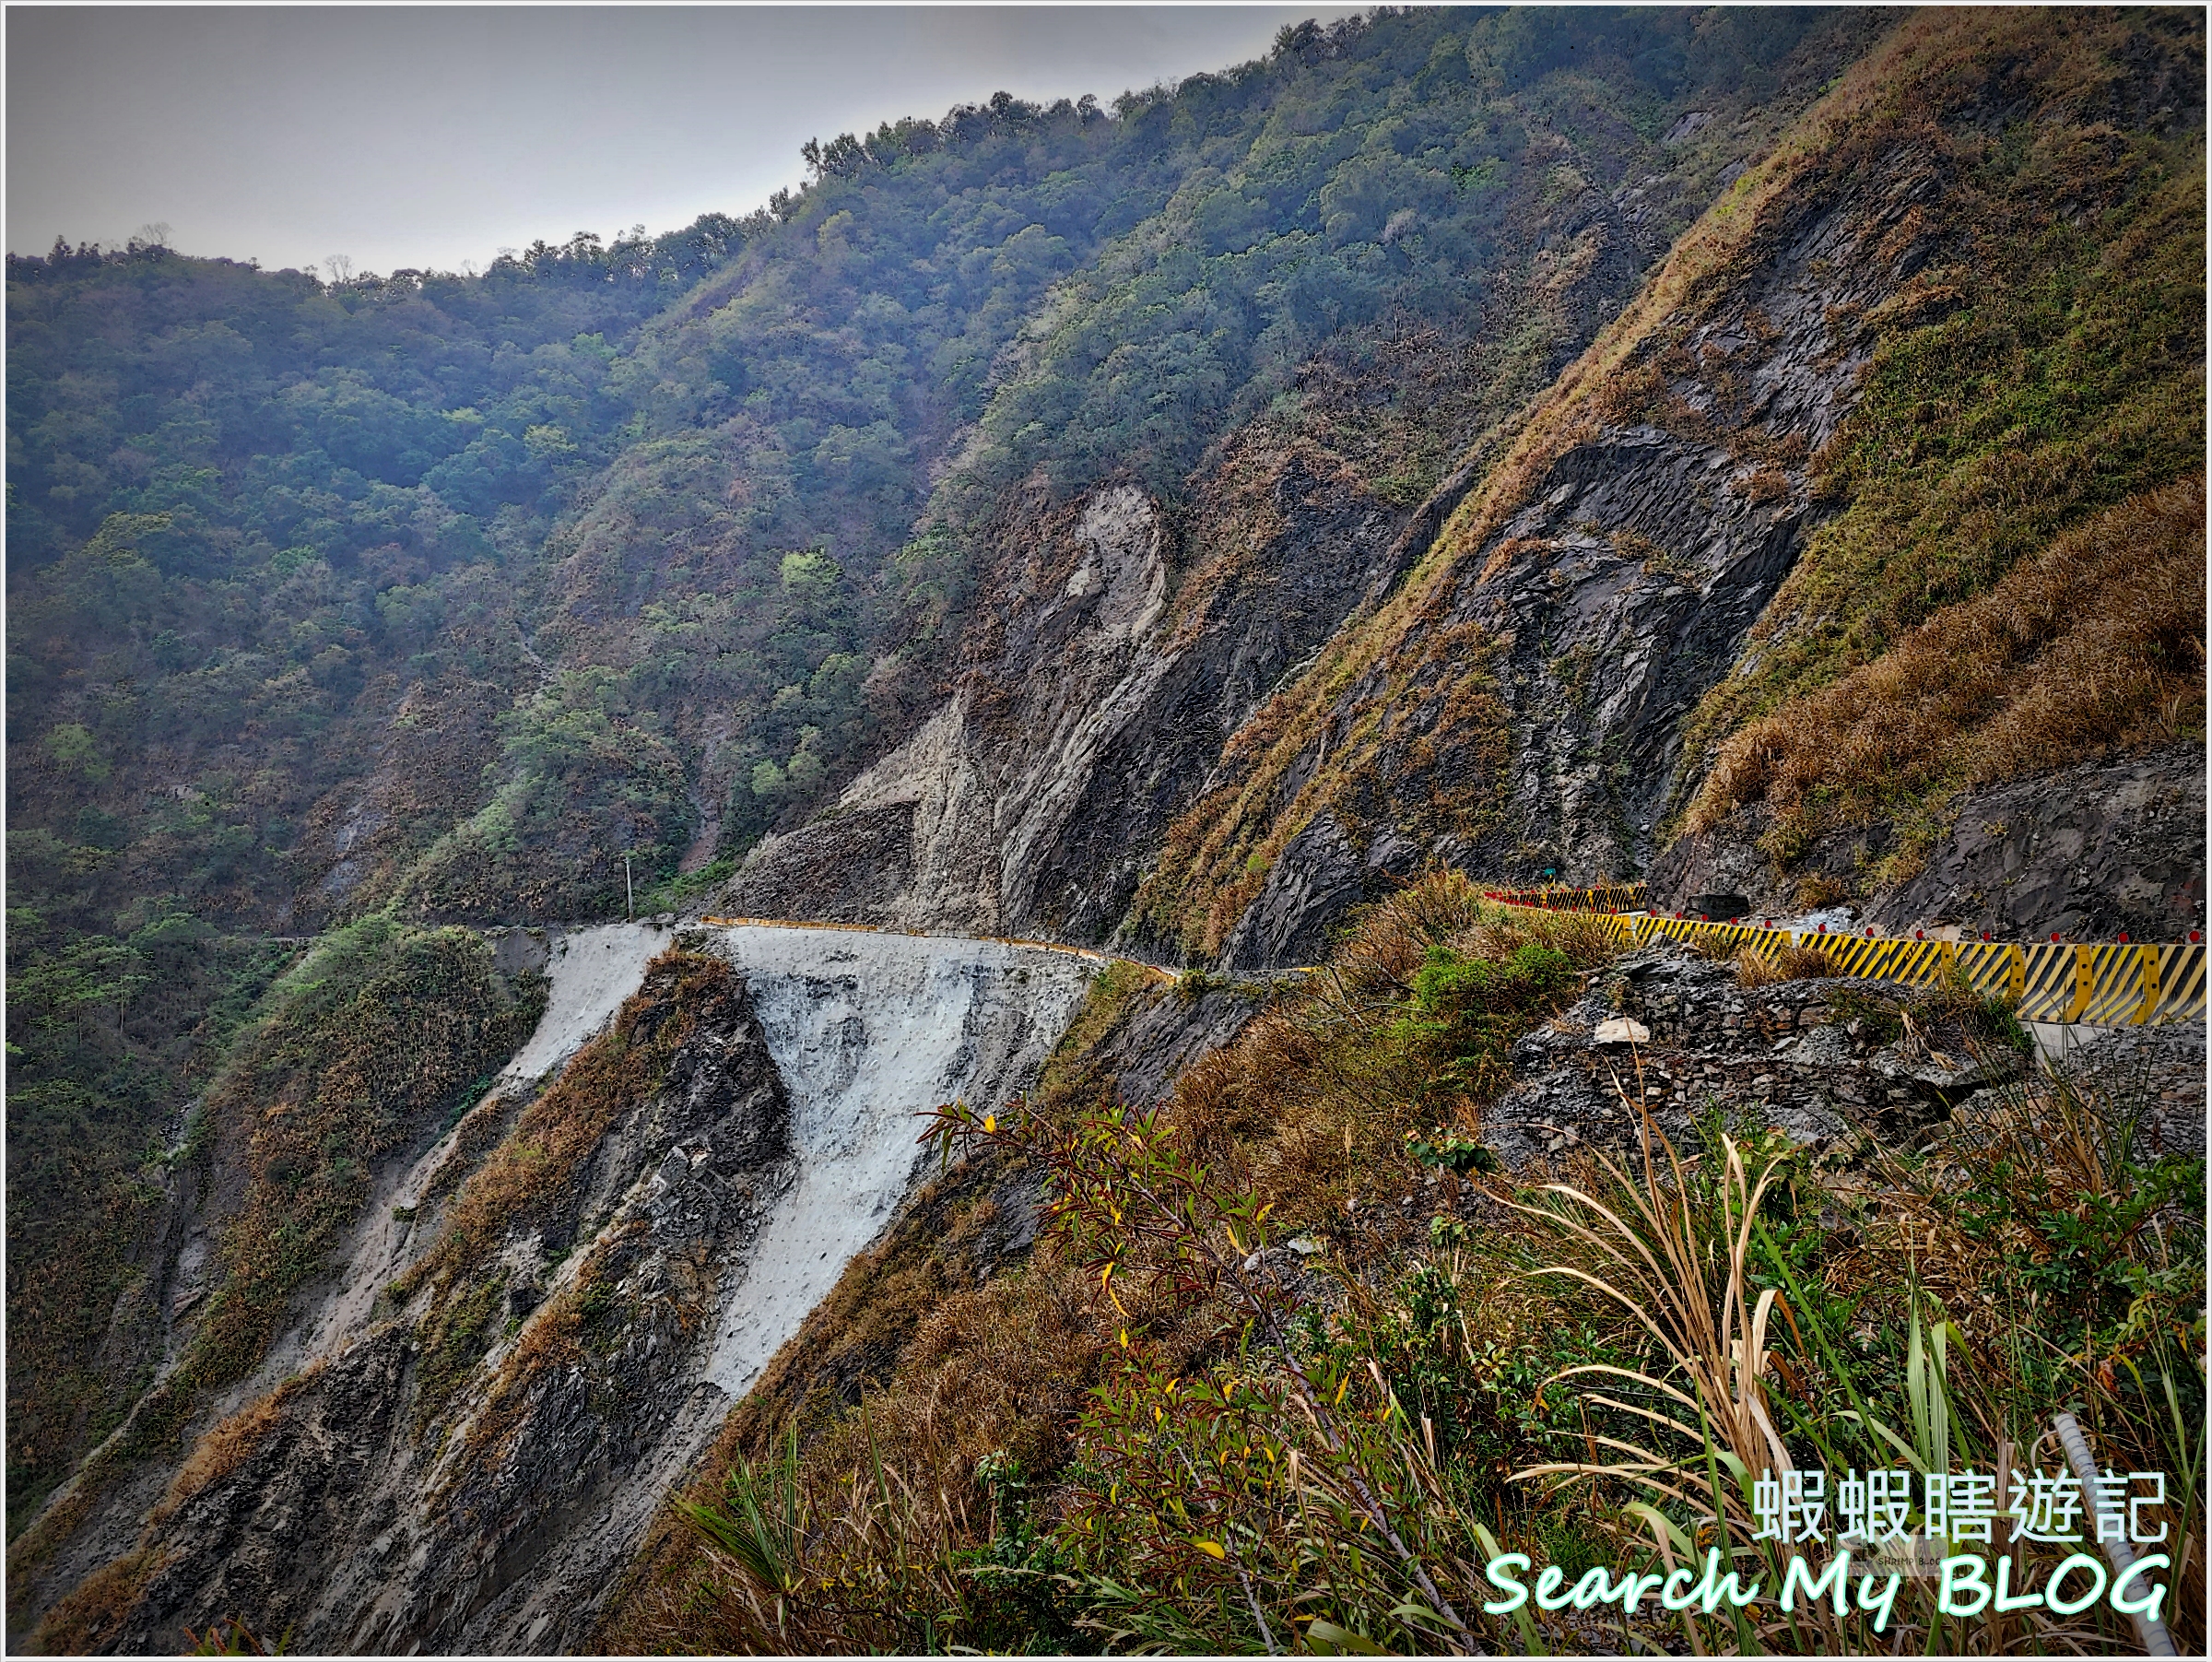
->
[500, 921, 677, 1086]
[702, 925, 1094, 1394]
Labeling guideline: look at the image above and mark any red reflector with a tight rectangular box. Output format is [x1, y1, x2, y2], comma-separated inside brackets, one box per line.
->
[1915, 930, 1924, 940]
[2119, 932, 2129, 943]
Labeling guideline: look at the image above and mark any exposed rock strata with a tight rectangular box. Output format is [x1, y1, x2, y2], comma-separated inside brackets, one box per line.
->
[1217, 809, 1396, 973]
[1206, 152, 1956, 970]
[602, 971, 1267, 1639]
[1651, 745, 2207, 939]
[1102, 982, 1270, 1108]
[1480, 945, 2205, 1182]
[1172, 23, 2203, 972]
[88, 953, 794, 1656]
[719, 57, 1887, 966]
[727, 804, 916, 925]
[32, 927, 1097, 1656]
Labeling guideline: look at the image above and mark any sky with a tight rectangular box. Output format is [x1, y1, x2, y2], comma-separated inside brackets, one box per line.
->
[7, 5, 1363, 276]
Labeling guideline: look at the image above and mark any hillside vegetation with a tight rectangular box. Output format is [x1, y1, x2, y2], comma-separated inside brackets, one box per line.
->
[7, 914, 538, 1585]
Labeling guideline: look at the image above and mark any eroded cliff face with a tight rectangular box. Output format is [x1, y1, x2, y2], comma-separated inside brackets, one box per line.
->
[25, 926, 1093, 1656]
[1650, 743, 2208, 940]
[606, 961, 1266, 1648]
[1138, 10, 2205, 971]
[1138, 145, 1918, 966]
[1200, 211, 1888, 964]
[727, 461, 1419, 943]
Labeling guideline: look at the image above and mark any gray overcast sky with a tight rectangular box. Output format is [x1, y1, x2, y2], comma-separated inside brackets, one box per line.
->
[7, 5, 1363, 275]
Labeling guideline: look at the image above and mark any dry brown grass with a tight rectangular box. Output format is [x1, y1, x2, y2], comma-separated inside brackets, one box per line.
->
[181, 920, 541, 1393]
[1793, 872, 1849, 909]
[148, 1361, 326, 1527]
[1133, 13, 2002, 957]
[1809, 1059, 2204, 1660]
[1133, 619, 1513, 963]
[1688, 474, 2206, 840]
[613, 1103, 1201, 1655]
[1245, 874, 1621, 1161]
[28, 1547, 164, 1655]
[1732, 941, 1839, 986]
[1422, 11, 1930, 589]
[608, 965, 1174, 1651]
[1491, 1049, 2204, 1656]
[1825, 1055, 2177, 1379]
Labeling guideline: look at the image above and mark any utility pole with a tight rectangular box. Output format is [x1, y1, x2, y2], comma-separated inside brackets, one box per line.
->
[623, 852, 634, 921]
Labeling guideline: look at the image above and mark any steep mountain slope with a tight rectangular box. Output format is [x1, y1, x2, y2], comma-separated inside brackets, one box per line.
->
[3, 242, 747, 1526]
[723, 8, 1886, 940]
[456, 6, 1870, 922]
[1136, 6, 2204, 966]
[7, 87, 1298, 1501]
[18, 928, 1092, 1654]
[6, 916, 540, 1571]
[604, 870, 2204, 1656]
[8, 8, 1888, 1522]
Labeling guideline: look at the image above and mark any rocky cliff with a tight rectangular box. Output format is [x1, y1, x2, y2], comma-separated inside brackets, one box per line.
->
[1138, 8, 2205, 968]
[1653, 742, 2206, 939]
[19, 926, 1094, 1654]
[728, 466, 1416, 944]
[605, 958, 1267, 1649]
[724, 11, 2203, 977]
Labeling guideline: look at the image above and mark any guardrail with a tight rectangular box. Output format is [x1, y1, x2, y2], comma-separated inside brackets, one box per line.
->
[1479, 894, 2206, 1026]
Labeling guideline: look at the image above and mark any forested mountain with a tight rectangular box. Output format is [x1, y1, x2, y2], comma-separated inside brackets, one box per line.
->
[7, 6, 2203, 1654]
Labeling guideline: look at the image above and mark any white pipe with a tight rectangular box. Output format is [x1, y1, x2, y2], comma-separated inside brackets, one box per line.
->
[2051, 1410, 2176, 1656]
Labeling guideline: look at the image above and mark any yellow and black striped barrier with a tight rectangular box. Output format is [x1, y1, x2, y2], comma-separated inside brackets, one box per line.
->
[1487, 901, 2206, 1027]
